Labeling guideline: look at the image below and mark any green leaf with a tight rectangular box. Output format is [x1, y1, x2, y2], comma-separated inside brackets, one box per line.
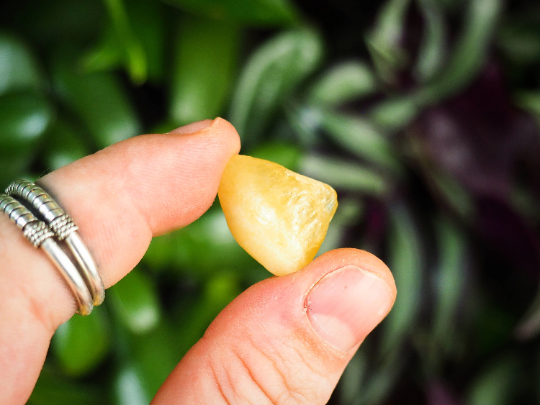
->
[250, 141, 303, 171]
[52, 52, 141, 148]
[109, 268, 161, 334]
[28, 366, 107, 405]
[0, 91, 53, 181]
[468, 354, 519, 405]
[514, 91, 540, 124]
[43, 118, 89, 170]
[432, 217, 467, 346]
[114, 363, 151, 405]
[428, 168, 474, 220]
[285, 104, 323, 147]
[299, 154, 388, 195]
[417, 0, 503, 104]
[82, 0, 166, 83]
[0, 91, 53, 151]
[170, 15, 239, 125]
[230, 29, 323, 146]
[126, 0, 166, 83]
[308, 61, 377, 106]
[102, 0, 147, 84]
[80, 25, 123, 74]
[127, 323, 179, 397]
[366, 0, 411, 84]
[381, 204, 423, 353]
[317, 198, 364, 257]
[52, 306, 111, 376]
[320, 111, 400, 172]
[174, 272, 241, 357]
[160, 0, 298, 26]
[369, 96, 419, 132]
[354, 346, 405, 405]
[497, 21, 540, 65]
[515, 289, 540, 340]
[144, 207, 259, 277]
[415, 0, 447, 82]
[2, 0, 106, 48]
[339, 350, 368, 405]
[0, 32, 42, 95]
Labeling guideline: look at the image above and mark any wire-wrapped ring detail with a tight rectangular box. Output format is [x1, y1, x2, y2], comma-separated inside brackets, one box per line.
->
[0, 194, 93, 315]
[6, 179, 105, 307]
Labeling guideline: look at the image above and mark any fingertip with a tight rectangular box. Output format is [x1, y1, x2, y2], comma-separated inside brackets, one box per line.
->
[301, 248, 397, 303]
[210, 117, 241, 155]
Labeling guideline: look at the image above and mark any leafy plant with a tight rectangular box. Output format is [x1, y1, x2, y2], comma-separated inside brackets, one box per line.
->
[1, 0, 540, 404]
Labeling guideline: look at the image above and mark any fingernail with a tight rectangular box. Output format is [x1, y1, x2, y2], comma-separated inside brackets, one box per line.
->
[168, 119, 214, 135]
[306, 265, 394, 353]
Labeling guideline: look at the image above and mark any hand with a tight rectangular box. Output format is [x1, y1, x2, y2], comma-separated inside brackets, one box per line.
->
[0, 118, 396, 405]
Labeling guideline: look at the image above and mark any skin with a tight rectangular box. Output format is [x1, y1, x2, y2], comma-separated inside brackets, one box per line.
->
[0, 118, 396, 405]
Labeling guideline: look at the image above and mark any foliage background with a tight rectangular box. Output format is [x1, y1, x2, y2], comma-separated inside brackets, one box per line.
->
[2, 0, 540, 403]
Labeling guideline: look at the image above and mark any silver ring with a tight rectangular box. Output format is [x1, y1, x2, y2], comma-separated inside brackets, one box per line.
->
[6, 179, 105, 306]
[0, 194, 94, 316]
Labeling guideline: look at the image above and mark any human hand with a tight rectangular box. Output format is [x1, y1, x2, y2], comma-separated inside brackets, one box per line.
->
[0, 118, 396, 405]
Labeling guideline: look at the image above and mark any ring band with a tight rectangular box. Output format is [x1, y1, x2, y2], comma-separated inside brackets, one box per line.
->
[6, 180, 105, 306]
[0, 194, 94, 315]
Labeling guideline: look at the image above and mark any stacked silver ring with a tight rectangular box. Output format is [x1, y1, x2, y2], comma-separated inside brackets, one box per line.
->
[1, 180, 105, 315]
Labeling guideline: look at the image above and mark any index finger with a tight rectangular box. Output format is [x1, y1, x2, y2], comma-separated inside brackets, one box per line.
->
[0, 118, 240, 405]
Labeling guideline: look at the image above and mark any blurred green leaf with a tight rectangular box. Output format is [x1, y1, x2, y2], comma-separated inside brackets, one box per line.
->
[0, 91, 53, 151]
[83, 0, 166, 83]
[28, 366, 107, 405]
[515, 287, 540, 340]
[127, 323, 179, 397]
[286, 104, 323, 147]
[415, 0, 447, 82]
[1, 0, 106, 48]
[428, 168, 474, 220]
[43, 118, 89, 170]
[308, 61, 377, 106]
[0, 32, 42, 95]
[52, 306, 111, 376]
[320, 111, 400, 172]
[80, 25, 123, 75]
[355, 348, 405, 405]
[0, 91, 53, 181]
[366, 0, 410, 84]
[300, 154, 388, 195]
[170, 15, 238, 125]
[381, 204, 423, 353]
[340, 350, 368, 405]
[114, 363, 150, 405]
[432, 217, 466, 346]
[468, 354, 519, 405]
[230, 29, 323, 146]
[174, 272, 241, 357]
[144, 207, 259, 277]
[514, 91, 540, 123]
[109, 268, 161, 334]
[52, 52, 141, 148]
[250, 141, 302, 170]
[370, 96, 419, 132]
[497, 21, 540, 64]
[317, 198, 364, 257]
[418, 0, 502, 104]
[102, 0, 147, 84]
[161, 0, 298, 26]
[126, 0, 166, 83]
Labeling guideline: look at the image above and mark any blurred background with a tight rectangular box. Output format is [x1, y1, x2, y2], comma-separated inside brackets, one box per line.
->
[1, 0, 540, 403]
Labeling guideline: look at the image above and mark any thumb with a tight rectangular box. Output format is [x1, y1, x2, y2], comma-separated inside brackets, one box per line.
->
[152, 248, 396, 405]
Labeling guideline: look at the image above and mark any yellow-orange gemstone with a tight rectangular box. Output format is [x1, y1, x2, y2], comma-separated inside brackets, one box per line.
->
[218, 155, 338, 276]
